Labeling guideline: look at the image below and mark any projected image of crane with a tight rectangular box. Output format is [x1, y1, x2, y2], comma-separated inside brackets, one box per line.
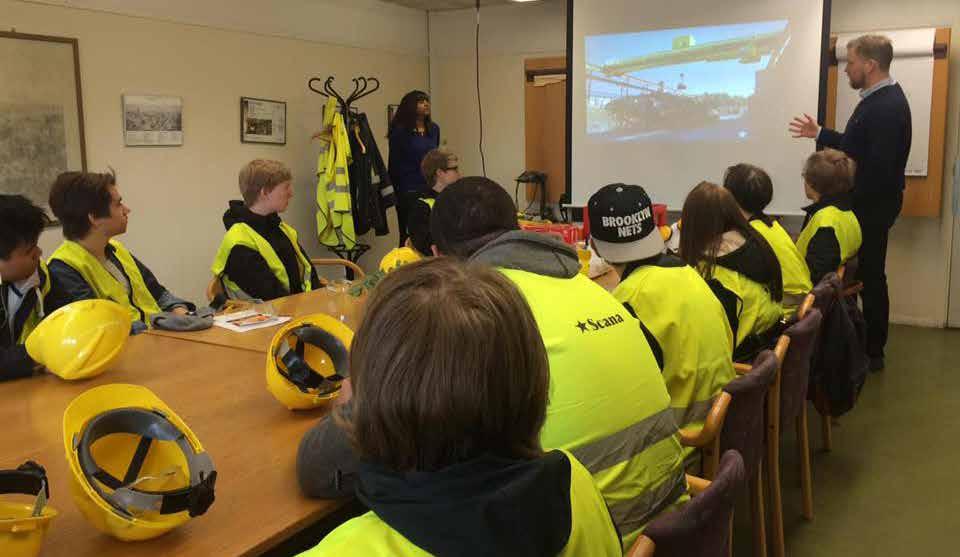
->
[586, 21, 790, 141]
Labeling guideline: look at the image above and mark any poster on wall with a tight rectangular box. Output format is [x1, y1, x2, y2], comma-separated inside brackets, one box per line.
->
[0, 31, 87, 219]
[241, 97, 286, 144]
[123, 94, 183, 146]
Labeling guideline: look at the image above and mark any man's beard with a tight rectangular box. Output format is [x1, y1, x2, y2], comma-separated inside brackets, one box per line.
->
[848, 74, 865, 89]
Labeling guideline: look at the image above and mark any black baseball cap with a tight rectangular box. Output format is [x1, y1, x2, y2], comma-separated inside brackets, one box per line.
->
[431, 176, 520, 258]
[587, 184, 664, 263]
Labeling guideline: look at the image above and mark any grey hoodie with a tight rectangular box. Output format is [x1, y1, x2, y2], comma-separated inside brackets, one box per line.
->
[468, 230, 581, 279]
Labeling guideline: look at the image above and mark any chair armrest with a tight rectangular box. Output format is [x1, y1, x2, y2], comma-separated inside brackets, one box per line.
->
[626, 536, 656, 557]
[677, 392, 732, 447]
[734, 363, 752, 375]
[842, 281, 864, 297]
[797, 293, 815, 319]
[686, 473, 712, 496]
[311, 258, 366, 279]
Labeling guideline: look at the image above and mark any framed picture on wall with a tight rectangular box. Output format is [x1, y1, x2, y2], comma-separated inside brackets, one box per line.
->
[0, 31, 87, 221]
[241, 97, 286, 145]
[123, 94, 183, 146]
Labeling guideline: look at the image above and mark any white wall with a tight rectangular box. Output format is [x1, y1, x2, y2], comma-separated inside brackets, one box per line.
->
[3, 0, 429, 304]
[428, 0, 567, 193]
[429, 0, 960, 327]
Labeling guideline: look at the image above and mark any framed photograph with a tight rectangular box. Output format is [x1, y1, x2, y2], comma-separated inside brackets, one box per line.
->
[123, 94, 183, 146]
[0, 31, 87, 222]
[241, 97, 286, 145]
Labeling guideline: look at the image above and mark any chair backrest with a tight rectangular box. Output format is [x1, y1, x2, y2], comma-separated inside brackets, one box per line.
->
[778, 308, 823, 427]
[638, 450, 746, 557]
[810, 273, 841, 318]
[311, 258, 366, 280]
[719, 350, 778, 480]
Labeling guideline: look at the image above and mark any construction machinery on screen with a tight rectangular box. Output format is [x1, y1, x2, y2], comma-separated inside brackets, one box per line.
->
[592, 28, 790, 133]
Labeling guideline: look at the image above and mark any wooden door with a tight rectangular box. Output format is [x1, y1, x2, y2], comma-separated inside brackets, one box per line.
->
[524, 57, 567, 206]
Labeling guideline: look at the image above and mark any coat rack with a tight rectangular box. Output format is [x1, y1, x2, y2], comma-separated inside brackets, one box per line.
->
[308, 75, 382, 272]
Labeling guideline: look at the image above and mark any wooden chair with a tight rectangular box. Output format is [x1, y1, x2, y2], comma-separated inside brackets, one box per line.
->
[311, 257, 365, 280]
[766, 309, 823, 557]
[837, 262, 863, 298]
[626, 451, 746, 557]
[681, 350, 779, 557]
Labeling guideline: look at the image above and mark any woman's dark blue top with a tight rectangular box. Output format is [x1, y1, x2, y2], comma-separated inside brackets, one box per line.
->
[388, 122, 440, 194]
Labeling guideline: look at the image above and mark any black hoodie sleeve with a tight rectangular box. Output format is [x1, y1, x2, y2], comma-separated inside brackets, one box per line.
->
[805, 228, 841, 285]
[223, 246, 289, 301]
[706, 278, 741, 345]
[0, 345, 36, 381]
[297, 405, 359, 499]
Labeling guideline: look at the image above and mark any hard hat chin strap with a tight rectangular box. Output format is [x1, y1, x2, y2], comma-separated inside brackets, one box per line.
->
[75, 408, 217, 519]
[275, 325, 350, 395]
[0, 461, 50, 517]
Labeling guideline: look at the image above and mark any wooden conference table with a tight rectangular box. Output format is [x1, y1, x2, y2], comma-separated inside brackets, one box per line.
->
[0, 322, 346, 555]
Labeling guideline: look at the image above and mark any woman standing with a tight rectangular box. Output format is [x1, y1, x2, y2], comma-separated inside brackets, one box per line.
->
[388, 90, 439, 247]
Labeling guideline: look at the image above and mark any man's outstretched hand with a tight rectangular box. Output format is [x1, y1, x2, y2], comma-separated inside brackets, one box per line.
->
[789, 113, 820, 139]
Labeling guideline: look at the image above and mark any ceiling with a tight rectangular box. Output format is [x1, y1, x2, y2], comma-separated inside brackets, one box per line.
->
[380, 0, 519, 11]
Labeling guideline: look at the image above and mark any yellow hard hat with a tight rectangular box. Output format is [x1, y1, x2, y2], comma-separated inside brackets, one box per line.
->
[26, 299, 131, 380]
[379, 247, 422, 273]
[0, 461, 57, 557]
[62, 384, 217, 541]
[266, 313, 353, 410]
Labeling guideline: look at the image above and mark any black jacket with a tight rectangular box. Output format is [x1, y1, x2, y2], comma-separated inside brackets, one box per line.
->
[356, 450, 582, 557]
[0, 266, 48, 381]
[47, 244, 193, 332]
[221, 201, 319, 301]
[811, 291, 868, 417]
[802, 194, 856, 284]
[404, 188, 438, 256]
[818, 83, 911, 217]
[348, 113, 396, 237]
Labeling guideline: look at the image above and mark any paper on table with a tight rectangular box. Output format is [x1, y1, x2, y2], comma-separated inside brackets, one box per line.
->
[835, 28, 936, 177]
[213, 310, 291, 333]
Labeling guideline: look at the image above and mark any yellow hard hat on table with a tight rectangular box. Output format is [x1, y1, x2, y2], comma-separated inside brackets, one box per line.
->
[62, 384, 217, 541]
[26, 299, 131, 380]
[0, 461, 57, 557]
[266, 313, 353, 410]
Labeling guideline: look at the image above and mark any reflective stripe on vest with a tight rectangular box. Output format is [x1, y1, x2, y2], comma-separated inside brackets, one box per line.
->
[49, 240, 161, 323]
[750, 220, 813, 308]
[711, 266, 783, 349]
[613, 264, 736, 434]
[499, 269, 686, 545]
[211, 222, 313, 299]
[420, 197, 435, 210]
[796, 206, 863, 266]
[298, 450, 622, 557]
[16, 261, 51, 344]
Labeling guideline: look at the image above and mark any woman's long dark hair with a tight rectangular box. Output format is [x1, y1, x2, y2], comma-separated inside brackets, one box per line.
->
[680, 181, 783, 301]
[389, 90, 432, 134]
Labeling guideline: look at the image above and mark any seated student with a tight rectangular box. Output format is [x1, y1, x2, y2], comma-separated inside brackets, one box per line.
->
[405, 148, 461, 256]
[299, 258, 622, 556]
[680, 182, 784, 362]
[588, 184, 735, 444]
[0, 195, 52, 380]
[212, 160, 319, 300]
[723, 163, 813, 314]
[798, 149, 863, 284]
[47, 171, 194, 332]
[432, 177, 687, 545]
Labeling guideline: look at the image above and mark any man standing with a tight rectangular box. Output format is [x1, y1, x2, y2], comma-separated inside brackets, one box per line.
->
[790, 34, 911, 371]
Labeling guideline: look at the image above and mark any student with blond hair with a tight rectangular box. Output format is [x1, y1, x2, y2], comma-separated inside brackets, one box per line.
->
[212, 159, 318, 301]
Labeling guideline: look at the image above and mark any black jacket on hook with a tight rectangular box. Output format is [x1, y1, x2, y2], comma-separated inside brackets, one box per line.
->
[348, 112, 395, 237]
